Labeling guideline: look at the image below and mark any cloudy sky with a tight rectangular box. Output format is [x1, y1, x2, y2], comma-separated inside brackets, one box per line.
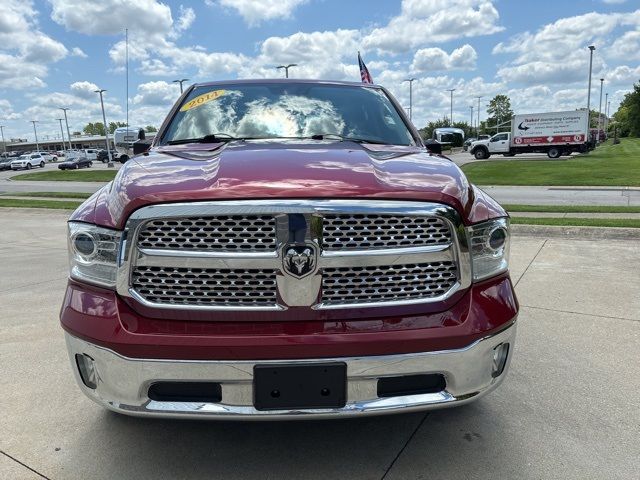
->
[1, 0, 639, 142]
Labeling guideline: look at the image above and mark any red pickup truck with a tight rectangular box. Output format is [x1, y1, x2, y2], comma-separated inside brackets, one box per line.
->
[61, 80, 517, 419]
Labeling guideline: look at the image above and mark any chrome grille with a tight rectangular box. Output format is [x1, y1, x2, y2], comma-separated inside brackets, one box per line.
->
[322, 214, 451, 250]
[137, 216, 276, 251]
[321, 262, 457, 306]
[120, 200, 469, 311]
[132, 266, 278, 307]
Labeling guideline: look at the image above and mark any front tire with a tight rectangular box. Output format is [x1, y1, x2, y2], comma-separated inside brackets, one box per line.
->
[40, 161, 45, 168]
[547, 147, 561, 159]
[88, 162, 93, 167]
[26, 163, 32, 170]
[474, 148, 488, 160]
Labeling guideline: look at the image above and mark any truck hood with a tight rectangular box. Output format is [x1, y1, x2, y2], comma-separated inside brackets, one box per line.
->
[72, 141, 504, 229]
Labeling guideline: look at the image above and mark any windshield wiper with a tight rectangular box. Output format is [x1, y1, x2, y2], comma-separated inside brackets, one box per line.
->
[307, 133, 391, 145]
[166, 133, 238, 145]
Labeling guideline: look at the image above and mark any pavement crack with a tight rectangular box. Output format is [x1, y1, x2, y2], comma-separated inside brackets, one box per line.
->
[380, 413, 429, 480]
[0, 450, 51, 480]
[514, 238, 548, 288]
[521, 304, 640, 323]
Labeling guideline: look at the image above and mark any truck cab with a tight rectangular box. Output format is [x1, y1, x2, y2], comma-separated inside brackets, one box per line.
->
[469, 132, 510, 159]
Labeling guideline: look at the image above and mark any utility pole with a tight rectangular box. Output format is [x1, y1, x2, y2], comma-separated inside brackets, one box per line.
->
[469, 105, 474, 129]
[276, 64, 297, 78]
[125, 28, 129, 129]
[446, 89, 455, 125]
[56, 119, 66, 150]
[476, 96, 482, 136]
[94, 89, 113, 167]
[30, 121, 40, 152]
[586, 45, 595, 130]
[59, 108, 72, 150]
[0, 125, 6, 153]
[597, 78, 604, 143]
[604, 92, 609, 133]
[403, 78, 416, 121]
[173, 78, 189, 94]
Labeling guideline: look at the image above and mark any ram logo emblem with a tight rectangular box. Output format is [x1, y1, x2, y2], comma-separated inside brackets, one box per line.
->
[283, 245, 316, 278]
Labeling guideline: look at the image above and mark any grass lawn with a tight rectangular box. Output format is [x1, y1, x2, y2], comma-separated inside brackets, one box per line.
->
[10, 170, 117, 182]
[0, 191, 92, 199]
[462, 137, 640, 186]
[0, 199, 82, 209]
[511, 217, 640, 228]
[504, 204, 640, 213]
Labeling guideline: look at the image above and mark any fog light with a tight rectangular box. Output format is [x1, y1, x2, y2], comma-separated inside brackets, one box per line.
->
[491, 343, 510, 378]
[75, 354, 97, 389]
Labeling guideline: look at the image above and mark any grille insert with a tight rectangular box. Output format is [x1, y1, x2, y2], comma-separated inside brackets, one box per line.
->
[321, 262, 457, 306]
[132, 266, 278, 307]
[137, 216, 276, 251]
[322, 214, 451, 250]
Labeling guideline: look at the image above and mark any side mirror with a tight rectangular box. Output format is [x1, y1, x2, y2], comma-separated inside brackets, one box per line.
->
[424, 139, 442, 155]
[138, 129, 146, 140]
[133, 141, 151, 155]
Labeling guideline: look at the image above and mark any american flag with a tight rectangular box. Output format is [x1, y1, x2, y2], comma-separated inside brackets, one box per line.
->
[358, 51, 373, 84]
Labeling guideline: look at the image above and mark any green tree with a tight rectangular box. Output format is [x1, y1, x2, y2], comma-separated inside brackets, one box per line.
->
[83, 122, 105, 136]
[108, 121, 127, 133]
[486, 95, 513, 130]
[613, 81, 640, 137]
[145, 125, 158, 133]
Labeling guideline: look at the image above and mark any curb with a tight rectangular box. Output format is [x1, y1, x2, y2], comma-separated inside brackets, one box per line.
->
[511, 224, 640, 240]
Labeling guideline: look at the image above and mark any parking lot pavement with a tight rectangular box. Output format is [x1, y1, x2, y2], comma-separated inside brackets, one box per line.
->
[1, 209, 638, 480]
[447, 151, 562, 167]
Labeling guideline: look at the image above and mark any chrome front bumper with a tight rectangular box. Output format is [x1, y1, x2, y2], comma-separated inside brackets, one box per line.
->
[65, 322, 516, 420]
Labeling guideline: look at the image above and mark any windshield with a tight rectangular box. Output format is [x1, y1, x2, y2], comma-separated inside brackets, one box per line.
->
[161, 83, 415, 146]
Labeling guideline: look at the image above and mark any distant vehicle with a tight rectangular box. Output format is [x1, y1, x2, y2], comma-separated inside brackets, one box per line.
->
[96, 149, 114, 163]
[463, 135, 490, 151]
[469, 110, 591, 159]
[11, 153, 46, 170]
[433, 127, 465, 146]
[67, 149, 99, 161]
[33, 151, 58, 162]
[58, 156, 93, 170]
[114, 127, 156, 162]
[0, 157, 14, 170]
[56, 150, 66, 157]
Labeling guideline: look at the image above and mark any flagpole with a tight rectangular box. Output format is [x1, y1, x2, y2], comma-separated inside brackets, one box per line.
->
[125, 28, 129, 129]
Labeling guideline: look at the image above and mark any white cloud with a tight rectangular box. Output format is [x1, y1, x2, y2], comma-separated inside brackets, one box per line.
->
[363, 0, 503, 55]
[133, 81, 179, 106]
[608, 30, 640, 60]
[0, 0, 68, 89]
[176, 5, 196, 32]
[215, 0, 308, 27]
[49, 0, 173, 38]
[0, 99, 21, 120]
[69, 81, 100, 99]
[411, 45, 477, 72]
[71, 47, 87, 58]
[605, 64, 640, 85]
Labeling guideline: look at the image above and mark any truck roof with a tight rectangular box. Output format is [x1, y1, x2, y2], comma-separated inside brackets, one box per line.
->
[194, 79, 382, 89]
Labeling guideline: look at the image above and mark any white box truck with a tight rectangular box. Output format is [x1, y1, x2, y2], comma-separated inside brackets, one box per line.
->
[469, 110, 591, 159]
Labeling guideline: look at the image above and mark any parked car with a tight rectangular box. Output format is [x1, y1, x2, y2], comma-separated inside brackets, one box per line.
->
[11, 153, 46, 170]
[0, 157, 15, 170]
[34, 151, 58, 162]
[61, 79, 517, 420]
[96, 149, 114, 163]
[58, 156, 93, 170]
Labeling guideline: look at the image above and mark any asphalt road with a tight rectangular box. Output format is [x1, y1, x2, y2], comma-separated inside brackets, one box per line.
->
[1, 209, 638, 480]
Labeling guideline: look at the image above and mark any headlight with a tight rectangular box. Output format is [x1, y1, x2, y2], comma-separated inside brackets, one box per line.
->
[68, 222, 122, 288]
[467, 218, 510, 281]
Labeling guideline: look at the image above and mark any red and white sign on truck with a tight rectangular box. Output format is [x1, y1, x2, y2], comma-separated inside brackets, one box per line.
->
[470, 110, 592, 159]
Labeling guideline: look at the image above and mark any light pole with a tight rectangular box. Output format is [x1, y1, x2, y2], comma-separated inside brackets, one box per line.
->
[173, 78, 189, 94]
[586, 45, 595, 130]
[446, 89, 455, 125]
[94, 89, 113, 167]
[604, 92, 609, 133]
[606, 99, 611, 132]
[56, 118, 66, 149]
[476, 96, 482, 136]
[276, 64, 297, 78]
[30, 120, 40, 152]
[0, 125, 6, 153]
[597, 78, 604, 143]
[469, 105, 474, 129]
[403, 78, 416, 121]
[59, 108, 72, 151]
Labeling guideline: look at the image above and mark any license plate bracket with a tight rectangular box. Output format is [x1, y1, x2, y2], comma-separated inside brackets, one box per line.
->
[254, 363, 347, 411]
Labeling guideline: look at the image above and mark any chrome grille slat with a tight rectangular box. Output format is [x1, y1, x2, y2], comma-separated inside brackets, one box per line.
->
[132, 266, 278, 307]
[137, 215, 276, 251]
[321, 262, 458, 306]
[322, 214, 451, 250]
